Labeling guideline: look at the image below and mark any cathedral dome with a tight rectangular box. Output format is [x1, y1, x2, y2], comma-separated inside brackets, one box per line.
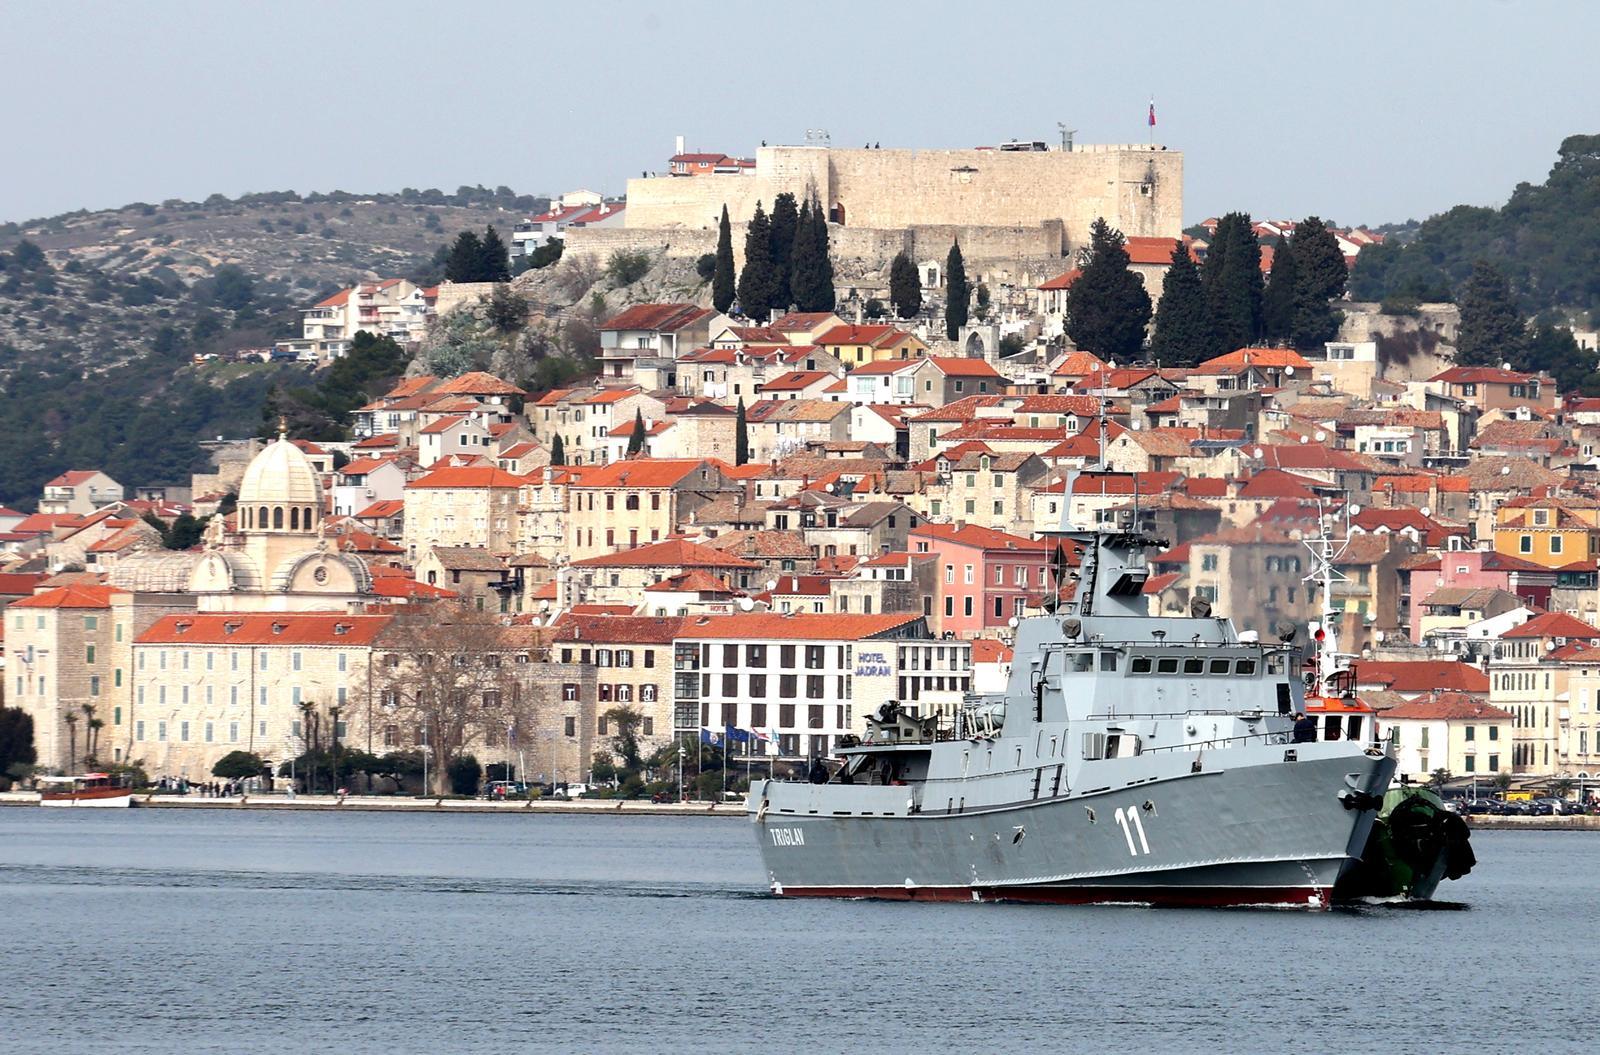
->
[240, 436, 322, 507]
[238, 433, 323, 534]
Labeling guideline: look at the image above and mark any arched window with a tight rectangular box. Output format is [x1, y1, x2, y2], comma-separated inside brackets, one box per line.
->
[259, 507, 269, 530]
[242, 508, 250, 529]
[305, 506, 314, 528]
[273, 507, 284, 530]
[290, 508, 300, 531]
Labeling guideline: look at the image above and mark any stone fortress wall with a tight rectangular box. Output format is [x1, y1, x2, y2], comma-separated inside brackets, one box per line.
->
[577, 143, 1182, 271]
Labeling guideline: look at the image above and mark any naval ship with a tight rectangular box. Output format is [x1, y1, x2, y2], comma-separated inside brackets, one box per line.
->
[746, 517, 1399, 909]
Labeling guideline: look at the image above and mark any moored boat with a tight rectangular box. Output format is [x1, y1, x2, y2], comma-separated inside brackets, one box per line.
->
[37, 773, 134, 808]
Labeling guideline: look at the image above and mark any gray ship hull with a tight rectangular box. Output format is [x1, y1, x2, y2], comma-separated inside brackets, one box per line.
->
[749, 747, 1393, 909]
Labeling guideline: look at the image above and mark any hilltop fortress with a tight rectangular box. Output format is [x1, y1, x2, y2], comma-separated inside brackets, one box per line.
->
[563, 141, 1183, 279]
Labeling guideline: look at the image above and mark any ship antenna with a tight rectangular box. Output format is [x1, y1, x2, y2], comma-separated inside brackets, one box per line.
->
[1301, 495, 1353, 697]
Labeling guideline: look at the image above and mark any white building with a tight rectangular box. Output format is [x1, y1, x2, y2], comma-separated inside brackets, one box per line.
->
[511, 191, 626, 255]
[275, 279, 437, 362]
[673, 612, 967, 757]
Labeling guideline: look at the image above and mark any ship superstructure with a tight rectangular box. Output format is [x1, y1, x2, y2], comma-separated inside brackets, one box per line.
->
[746, 516, 1397, 908]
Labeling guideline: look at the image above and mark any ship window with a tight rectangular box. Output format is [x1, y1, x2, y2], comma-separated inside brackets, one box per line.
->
[1347, 716, 1364, 742]
[1099, 653, 1118, 672]
[1208, 658, 1230, 675]
[1131, 656, 1152, 674]
[1235, 659, 1258, 676]
[1183, 658, 1204, 675]
[1156, 657, 1179, 674]
[1266, 655, 1286, 675]
[1071, 652, 1094, 673]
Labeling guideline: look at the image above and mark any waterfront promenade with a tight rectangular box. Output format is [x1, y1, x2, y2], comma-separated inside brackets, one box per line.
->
[0, 789, 747, 817]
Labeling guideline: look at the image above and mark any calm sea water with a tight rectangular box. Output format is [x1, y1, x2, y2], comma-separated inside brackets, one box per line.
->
[1, 808, 1594, 1055]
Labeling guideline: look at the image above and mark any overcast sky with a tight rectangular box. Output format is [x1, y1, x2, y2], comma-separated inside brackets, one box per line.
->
[4, 1, 1595, 227]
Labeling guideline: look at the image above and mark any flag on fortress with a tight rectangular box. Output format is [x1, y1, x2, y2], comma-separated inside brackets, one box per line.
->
[1148, 101, 1157, 127]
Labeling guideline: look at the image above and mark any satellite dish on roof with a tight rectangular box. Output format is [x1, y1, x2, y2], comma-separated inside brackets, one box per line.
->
[1501, 362, 1512, 371]
[1008, 616, 1019, 628]
[1366, 611, 1377, 623]
[765, 578, 778, 591]
[1252, 447, 1265, 459]
[1502, 465, 1512, 476]
[1285, 365, 1296, 377]
[1547, 640, 1558, 652]
[1421, 505, 1432, 517]
[738, 596, 755, 612]
[1350, 504, 1361, 516]
[1314, 430, 1326, 442]
[1375, 630, 1386, 643]
[1298, 435, 1309, 444]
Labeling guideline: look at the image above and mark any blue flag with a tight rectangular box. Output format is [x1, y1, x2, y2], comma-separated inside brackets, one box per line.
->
[700, 727, 722, 746]
[725, 725, 752, 744]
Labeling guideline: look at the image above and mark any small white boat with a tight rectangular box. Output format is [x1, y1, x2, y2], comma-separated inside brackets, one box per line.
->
[37, 773, 133, 808]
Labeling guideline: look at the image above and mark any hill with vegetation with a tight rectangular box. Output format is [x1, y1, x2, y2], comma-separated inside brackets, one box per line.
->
[0, 187, 549, 510]
[1351, 135, 1600, 319]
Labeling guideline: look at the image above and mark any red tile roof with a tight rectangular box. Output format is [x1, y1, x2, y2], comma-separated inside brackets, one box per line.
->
[552, 614, 688, 644]
[970, 639, 1013, 663]
[1038, 268, 1081, 291]
[1124, 236, 1196, 266]
[11, 584, 118, 609]
[1355, 660, 1490, 694]
[1382, 696, 1512, 722]
[676, 612, 924, 640]
[600, 303, 712, 333]
[137, 613, 392, 646]
[1501, 611, 1600, 640]
[572, 538, 761, 569]
[923, 357, 1004, 379]
[355, 500, 405, 519]
[45, 470, 106, 487]
[407, 466, 526, 489]
[434, 371, 527, 396]
[572, 459, 714, 488]
[1430, 366, 1538, 385]
[911, 523, 1048, 551]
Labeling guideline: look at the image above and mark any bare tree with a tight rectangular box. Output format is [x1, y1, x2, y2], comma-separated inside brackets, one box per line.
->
[369, 603, 538, 795]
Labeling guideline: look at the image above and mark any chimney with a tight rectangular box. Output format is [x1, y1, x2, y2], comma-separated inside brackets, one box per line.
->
[675, 134, 685, 156]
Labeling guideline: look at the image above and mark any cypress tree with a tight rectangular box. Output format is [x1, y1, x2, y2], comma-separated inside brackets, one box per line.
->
[735, 398, 749, 466]
[738, 201, 777, 319]
[789, 200, 836, 312]
[1150, 240, 1211, 367]
[1202, 212, 1264, 356]
[478, 225, 511, 282]
[1455, 260, 1526, 366]
[944, 240, 970, 340]
[768, 193, 799, 311]
[626, 409, 646, 455]
[550, 434, 565, 466]
[889, 251, 921, 319]
[1289, 216, 1347, 350]
[1064, 218, 1152, 361]
[1261, 234, 1298, 343]
[445, 231, 484, 282]
[712, 205, 735, 314]
[812, 202, 835, 311]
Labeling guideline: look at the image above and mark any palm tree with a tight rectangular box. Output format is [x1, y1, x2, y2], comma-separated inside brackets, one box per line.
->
[1551, 776, 1576, 803]
[81, 704, 99, 764]
[87, 719, 104, 765]
[1428, 767, 1452, 793]
[63, 712, 79, 775]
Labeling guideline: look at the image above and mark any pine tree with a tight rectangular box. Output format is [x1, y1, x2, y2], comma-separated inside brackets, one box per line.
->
[712, 205, 735, 314]
[768, 193, 799, 311]
[1064, 218, 1152, 361]
[738, 202, 778, 319]
[1288, 216, 1347, 350]
[889, 251, 922, 319]
[550, 434, 566, 466]
[1261, 234, 1298, 343]
[626, 409, 646, 455]
[445, 231, 484, 282]
[1455, 260, 1527, 366]
[735, 398, 749, 466]
[478, 226, 511, 282]
[944, 240, 970, 340]
[1150, 241, 1211, 367]
[1202, 212, 1264, 356]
